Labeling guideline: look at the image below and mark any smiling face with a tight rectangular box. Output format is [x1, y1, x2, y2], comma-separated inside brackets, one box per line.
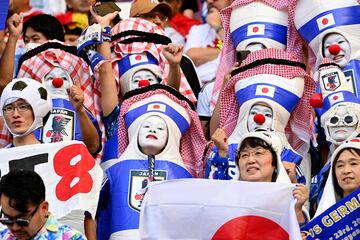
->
[43, 67, 72, 98]
[334, 149, 360, 197]
[131, 69, 159, 91]
[238, 145, 275, 182]
[138, 115, 169, 155]
[3, 99, 34, 136]
[323, 33, 351, 67]
[328, 105, 358, 143]
[247, 104, 273, 131]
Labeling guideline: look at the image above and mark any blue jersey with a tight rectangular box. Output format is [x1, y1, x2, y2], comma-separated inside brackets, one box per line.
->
[206, 143, 305, 184]
[97, 159, 193, 239]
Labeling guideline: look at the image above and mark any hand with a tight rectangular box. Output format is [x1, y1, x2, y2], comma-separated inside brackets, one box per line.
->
[206, 7, 221, 29]
[89, 5, 119, 27]
[211, 128, 228, 157]
[163, 43, 183, 66]
[7, 13, 23, 39]
[67, 85, 85, 112]
[283, 161, 297, 183]
[293, 184, 308, 211]
[223, 62, 240, 86]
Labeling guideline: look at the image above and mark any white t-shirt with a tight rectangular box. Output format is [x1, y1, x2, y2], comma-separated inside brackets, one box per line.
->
[164, 26, 185, 45]
[185, 23, 220, 83]
[197, 81, 215, 118]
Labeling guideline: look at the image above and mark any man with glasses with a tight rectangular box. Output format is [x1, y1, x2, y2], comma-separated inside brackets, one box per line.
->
[0, 169, 85, 239]
[0, 78, 52, 147]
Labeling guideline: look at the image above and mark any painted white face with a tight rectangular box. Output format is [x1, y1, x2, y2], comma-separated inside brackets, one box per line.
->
[131, 69, 159, 91]
[138, 115, 168, 155]
[323, 33, 351, 67]
[247, 104, 273, 131]
[245, 43, 266, 52]
[43, 67, 72, 98]
[328, 105, 358, 143]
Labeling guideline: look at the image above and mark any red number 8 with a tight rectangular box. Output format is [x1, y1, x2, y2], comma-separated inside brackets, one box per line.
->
[54, 144, 95, 201]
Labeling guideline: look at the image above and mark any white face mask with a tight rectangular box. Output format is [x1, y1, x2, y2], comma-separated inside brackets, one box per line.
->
[323, 33, 351, 67]
[130, 69, 159, 91]
[247, 104, 273, 131]
[328, 105, 358, 143]
[43, 67, 72, 98]
[245, 43, 266, 52]
[138, 115, 168, 155]
[24, 42, 41, 52]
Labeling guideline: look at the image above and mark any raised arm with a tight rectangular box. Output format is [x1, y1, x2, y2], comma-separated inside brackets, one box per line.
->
[67, 85, 100, 154]
[90, 7, 119, 117]
[162, 43, 183, 91]
[0, 14, 22, 94]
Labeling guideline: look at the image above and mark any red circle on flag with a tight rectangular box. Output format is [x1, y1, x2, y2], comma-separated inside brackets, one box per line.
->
[333, 95, 338, 100]
[135, 55, 142, 61]
[322, 18, 329, 25]
[262, 87, 269, 93]
[153, 105, 160, 109]
[253, 26, 259, 33]
[212, 216, 289, 240]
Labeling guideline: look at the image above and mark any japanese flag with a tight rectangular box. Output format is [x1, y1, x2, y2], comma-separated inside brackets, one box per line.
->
[316, 13, 335, 31]
[140, 179, 302, 240]
[255, 85, 275, 98]
[147, 103, 166, 112]
[129, 54, 149, 66]
[328, 92, 344, 106]
[247, 24, 265, 36]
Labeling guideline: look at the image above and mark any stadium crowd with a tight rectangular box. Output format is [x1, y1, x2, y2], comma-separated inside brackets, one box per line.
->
[0, 0, 359, 239]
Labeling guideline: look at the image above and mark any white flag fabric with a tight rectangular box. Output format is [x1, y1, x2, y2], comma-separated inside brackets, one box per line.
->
[140, 179, 301, 240]
[0, 141, 103, 219]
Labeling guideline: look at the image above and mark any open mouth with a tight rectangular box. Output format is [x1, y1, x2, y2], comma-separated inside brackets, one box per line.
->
[342, 177, 354, 182]
[333, 55, 344, 61]
[246, 166, 260, 172]
[146, 134, 158, 140]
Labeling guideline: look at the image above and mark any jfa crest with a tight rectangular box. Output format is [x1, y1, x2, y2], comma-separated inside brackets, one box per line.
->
[41, 108, 75, 143]
[129, 170, 167, 212]
[321, 71, 341, 91]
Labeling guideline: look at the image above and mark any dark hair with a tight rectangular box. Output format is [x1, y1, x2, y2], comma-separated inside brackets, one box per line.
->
[236, 137, 278, 182]
[23, 14, 65, 42]
[332, 148, 360, 198]
[0, 170, 45, 213]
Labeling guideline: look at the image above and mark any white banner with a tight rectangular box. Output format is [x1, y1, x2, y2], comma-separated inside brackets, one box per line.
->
[0, 141, 103, 219]
[140, 179, 301, 240]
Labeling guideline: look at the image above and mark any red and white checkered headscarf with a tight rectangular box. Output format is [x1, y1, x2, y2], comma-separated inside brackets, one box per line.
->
[109, 18, 196, 103]
[219, 49, 315, 155]
[0, 118, 11, 148]
[17, 40, 96, 116]
[211, 0, 304, 111]
[117, 85, 206, 178]
[16, 41, 105, 161]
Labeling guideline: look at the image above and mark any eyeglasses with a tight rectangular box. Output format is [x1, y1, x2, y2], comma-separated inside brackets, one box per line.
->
[0, 204, 40, 227]
[2, 104, 31, 115]
[326, 114, 358, 127]
[239, 148, 270, 159]
[138, 11, 168, 22]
